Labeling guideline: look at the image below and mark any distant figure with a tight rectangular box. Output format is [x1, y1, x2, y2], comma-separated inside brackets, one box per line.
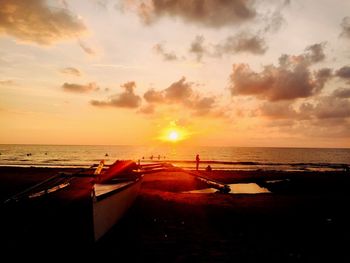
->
[105, 153, 109, 157]
[158, 154, 160, 160]
[150, 155, 154, 160]
[196, 154, 200, 170]
[206, 165, 212, 172]
[45, 152, 47, 155]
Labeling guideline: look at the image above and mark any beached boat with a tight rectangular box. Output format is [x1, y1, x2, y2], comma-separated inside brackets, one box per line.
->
[2, 159, 144, 245]
[91, 160, 144, 241]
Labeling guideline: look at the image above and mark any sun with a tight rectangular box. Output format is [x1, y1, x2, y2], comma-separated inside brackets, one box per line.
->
[168, 131, 179, 141]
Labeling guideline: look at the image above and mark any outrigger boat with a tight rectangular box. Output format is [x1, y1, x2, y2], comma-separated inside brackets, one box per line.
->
[2, 160, 144, 245]
[92, 160, 143, 241]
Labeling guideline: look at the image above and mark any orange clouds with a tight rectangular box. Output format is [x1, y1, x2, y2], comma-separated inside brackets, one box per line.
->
[0, 0, 86, 45]
[229, 43, 331, 101]
[90, 81, 141, 108]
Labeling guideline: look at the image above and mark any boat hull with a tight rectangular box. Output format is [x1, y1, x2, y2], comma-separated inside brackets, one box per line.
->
[92, 176, 143, 241]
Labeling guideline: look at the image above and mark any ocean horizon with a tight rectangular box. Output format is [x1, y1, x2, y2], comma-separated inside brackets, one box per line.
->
[0, 144, 349, 171]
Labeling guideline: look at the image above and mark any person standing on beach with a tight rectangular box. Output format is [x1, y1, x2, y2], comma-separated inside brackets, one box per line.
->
[196, 154, 200, 170]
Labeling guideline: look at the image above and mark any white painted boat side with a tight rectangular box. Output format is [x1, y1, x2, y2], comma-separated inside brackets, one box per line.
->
[92, 178, 143, 241]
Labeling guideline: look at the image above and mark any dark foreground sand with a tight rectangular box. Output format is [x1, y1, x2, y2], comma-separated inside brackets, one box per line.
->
[1, 166, 350, 262]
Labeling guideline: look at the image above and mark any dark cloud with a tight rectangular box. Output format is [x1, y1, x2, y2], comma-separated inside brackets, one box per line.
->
[124, 0, 256, 27]
[90, 81, 141, 108]
[313, 96, 350, 119]
[153, 43, 177, 61]
[143, 77, 217, 116]
[340, 16, 350, 39]
[62, 82, 98, 93]
[60, 67, 81, 77]
[0, 0, 86, 45]
[304, 42, 326, 64]
[229, 45, 332, 101]
[189, 32, 267, 62]
[189, 35, 206, 62]
[333, 88, 350, 98]
[77, 39, 96, 55]
[335, 66, 350, 80]
[164, 77, 193, 102]
[259, 94, 350, 123]
[215, 32, 267, 56]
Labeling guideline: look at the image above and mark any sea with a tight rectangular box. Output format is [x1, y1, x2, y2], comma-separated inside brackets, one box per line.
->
[0, 144, 349, 172]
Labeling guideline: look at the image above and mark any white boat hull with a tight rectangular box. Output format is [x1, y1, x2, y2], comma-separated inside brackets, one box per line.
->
[92, 177, 143, 241]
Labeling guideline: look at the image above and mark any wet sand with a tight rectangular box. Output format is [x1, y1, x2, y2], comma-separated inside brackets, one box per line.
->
[1, 166, 350, 262]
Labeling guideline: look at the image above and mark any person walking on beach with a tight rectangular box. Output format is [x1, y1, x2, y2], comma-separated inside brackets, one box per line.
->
[196, 154, 200, 170]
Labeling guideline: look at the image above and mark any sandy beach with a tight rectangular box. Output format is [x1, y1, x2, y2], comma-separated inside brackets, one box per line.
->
[1, 166, 350, 262]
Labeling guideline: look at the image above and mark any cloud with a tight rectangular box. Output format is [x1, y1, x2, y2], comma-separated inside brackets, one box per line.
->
[313, 96, 350, 119]
[215, 32, 267, 56]
[60, 67, 81, 77]
[123, 0, 256, 28]
[143, 89, 165, 103]
[335, 66, 350, 80]
[153, 43, 177, 61]
[189, 35, 206, 62]
[259, 101, 297, 119]
[340, 16, 350, 39]
[138, 104, 155, 114]
[0, 79, 15, 86]
[260, 0, 289, 34]
[191, 96, 216, 116]
[143, 77, 218, 116]
[333, 88, 350, 98]
[164, 77, 193, 102]
[62, 82, 98, 93]
[229, 45, 332, 101]
[189, 33, 267, 61]
[77, 39, 96, 55]
[259, 94, 350, 123]
[0, 0, 86, 45]
[90, 81, 141, 108]
[304, 42, 326, 64]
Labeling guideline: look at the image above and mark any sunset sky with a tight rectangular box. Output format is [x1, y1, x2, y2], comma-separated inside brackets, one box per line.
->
[0, 0, 350, 147]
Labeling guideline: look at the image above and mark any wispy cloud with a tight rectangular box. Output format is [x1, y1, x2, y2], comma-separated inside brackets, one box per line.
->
[153, 43, 178, 61]
[77, 39, 96, 55]
[62, 82, 98, 93]
[59, 67, 81, 77]
[92, 64, 143, 70]
[340, 16, 350, 39]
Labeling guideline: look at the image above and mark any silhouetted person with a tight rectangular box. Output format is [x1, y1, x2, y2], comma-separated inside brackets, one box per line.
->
[158, 155, 160, 160]
[196, 154, 200, 170]
[206, 165, 212, 172]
